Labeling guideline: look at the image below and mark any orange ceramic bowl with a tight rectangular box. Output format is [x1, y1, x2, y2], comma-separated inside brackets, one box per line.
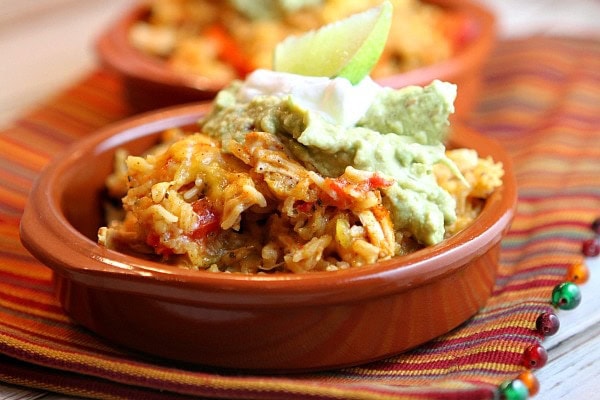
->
[20, 103, 516, 372]
[95, 0, 496, 116]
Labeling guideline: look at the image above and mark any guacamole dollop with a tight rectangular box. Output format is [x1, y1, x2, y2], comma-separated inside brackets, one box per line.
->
[200, 72, 461, 245]
[229, 0, 322, 20]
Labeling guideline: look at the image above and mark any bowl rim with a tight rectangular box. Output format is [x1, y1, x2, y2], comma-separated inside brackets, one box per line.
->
[376, 0, 496, 87]
[20, 102, 516, 308]
[95, 0, 496, 94]
[95, 6, 230, 93]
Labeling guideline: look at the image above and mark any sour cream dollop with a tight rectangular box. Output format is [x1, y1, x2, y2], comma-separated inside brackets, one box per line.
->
[236, 69, 383, 127]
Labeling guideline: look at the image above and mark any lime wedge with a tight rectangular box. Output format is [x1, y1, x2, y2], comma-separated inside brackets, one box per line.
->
[273, 1, 392, 84]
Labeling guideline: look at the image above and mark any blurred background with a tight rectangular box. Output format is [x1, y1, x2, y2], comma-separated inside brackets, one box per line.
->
[1, 0, 599, 127]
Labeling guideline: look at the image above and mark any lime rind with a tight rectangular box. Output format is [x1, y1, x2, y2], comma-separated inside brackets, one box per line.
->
[273, 1, 393, 84]
[336, 2, 393, 83]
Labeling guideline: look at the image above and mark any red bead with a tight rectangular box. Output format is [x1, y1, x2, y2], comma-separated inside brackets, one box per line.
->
[565, 261, 590, 284]
[519, 370, 540, 396]
[535, 312, 560, 336]
[582, 237, 600, 257]
[523, 343, 548, 369]
[591, 217, 600, 235]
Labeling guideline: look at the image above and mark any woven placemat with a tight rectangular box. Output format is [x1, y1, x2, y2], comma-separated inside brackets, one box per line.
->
[1, 36, 599, 399]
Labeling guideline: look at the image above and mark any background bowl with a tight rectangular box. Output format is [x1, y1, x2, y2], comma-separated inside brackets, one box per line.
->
[95, 0, 496, 116]
[20, 103, 516, 372]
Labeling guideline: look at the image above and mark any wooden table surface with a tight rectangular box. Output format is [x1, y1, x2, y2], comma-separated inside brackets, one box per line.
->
[1, 1, 599, 399]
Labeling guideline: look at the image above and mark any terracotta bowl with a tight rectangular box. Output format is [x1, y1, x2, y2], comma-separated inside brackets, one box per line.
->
[20, 103, 516, 372]
[95, 0, 496, 117]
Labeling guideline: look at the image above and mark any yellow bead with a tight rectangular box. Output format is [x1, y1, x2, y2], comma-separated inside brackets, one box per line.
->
[519, 370, 540, 396]
[565, 261, 589, 284]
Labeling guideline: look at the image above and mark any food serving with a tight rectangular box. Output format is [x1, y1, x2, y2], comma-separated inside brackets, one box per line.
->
[20, 2, 514, 370]
[99, 2, 503, 274]
[129, 0, 468, 82]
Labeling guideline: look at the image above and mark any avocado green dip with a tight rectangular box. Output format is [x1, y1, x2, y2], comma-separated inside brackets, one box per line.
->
[200, 71, 462, 246]
[229, 0, 322, 20]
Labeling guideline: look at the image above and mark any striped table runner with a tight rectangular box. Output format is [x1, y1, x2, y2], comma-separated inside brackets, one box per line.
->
[1, 36, 599, 399]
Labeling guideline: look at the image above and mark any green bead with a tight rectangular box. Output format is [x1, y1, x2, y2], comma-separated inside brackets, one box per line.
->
[551, 282, 582, 310]
[499, 379, 529, 400]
